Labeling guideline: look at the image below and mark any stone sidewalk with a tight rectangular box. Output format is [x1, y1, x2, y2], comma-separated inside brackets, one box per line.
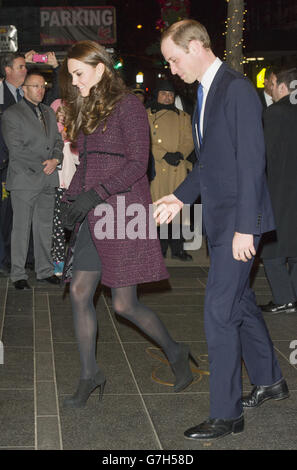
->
[0, 243, 296, 450]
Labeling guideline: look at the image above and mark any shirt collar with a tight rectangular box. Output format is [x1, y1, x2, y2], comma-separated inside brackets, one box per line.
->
[200, 57, 223, 93]
[23, 97, 41, 114]
[264, 90, 273, 106]
[5, 80, 23, 101]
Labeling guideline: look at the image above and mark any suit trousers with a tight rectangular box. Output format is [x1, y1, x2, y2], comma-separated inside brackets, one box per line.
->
[10, 188, 56, 282]
[263, 256, 297, 305]
[205, 238, 282, 419]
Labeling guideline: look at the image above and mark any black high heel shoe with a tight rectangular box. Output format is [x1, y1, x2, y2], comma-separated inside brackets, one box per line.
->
[171, 343, 198, 393]
[63, 370, 106, 408]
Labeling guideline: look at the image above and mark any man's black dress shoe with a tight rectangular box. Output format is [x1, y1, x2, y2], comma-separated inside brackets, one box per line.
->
[37, 275, 61, 285]
[14, 279, 31, 290]
[171, 250, 193, 261]
[242, 378, 289, 409]
[184, 415, 244, 440]
[260, 301, 297, 314]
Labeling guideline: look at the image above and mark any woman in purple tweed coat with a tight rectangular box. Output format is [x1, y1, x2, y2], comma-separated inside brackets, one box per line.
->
[59, 40, 196, 408]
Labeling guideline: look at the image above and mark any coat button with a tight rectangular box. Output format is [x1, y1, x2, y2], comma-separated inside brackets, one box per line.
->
[158, 139, 162, 143]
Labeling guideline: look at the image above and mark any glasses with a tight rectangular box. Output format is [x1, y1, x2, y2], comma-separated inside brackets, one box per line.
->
[24, 85, 46, 89]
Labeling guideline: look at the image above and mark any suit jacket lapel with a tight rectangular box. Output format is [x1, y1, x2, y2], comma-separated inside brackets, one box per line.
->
[192, 63, 228, 158]
[40, 104, 49, 135]
[3, 81, 17, 109]
[202, 63, 227, 142]
[19, 99, 33, 119]
[19, 100, 46, 134]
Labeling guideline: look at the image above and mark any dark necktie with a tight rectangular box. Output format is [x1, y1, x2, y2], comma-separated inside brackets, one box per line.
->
[197, 83, 204, 146]
[16, 88, 22, 102]
[35, 106, 46, 131]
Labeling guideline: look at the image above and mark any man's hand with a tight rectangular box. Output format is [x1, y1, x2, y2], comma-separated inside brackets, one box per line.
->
[42, 159, 59, 175]
[46, 52, 59, 68]
[232, 232, 256, 262]
[24, 50, 37, 63]
[153, 194, 184, 225]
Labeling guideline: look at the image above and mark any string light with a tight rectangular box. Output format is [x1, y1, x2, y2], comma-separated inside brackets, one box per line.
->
[223, 2, 247, 68]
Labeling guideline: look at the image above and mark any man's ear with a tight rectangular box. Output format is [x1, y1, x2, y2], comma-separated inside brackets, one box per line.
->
[279, 82, 289, 96]
[4, 65, 11, 77]
[188, 39, 203, 55]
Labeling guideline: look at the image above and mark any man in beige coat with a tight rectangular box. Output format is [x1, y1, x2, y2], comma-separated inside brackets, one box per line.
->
[147, 80, 194, 260]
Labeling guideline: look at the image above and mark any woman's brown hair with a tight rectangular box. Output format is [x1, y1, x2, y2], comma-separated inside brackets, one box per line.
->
[59, 40, 128, 142]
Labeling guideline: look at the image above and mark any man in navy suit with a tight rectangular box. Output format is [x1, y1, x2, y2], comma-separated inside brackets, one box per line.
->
[155, 19, 289, 440]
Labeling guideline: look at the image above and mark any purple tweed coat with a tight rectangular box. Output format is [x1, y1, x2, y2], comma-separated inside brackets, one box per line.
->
[65, 93, 169, 287]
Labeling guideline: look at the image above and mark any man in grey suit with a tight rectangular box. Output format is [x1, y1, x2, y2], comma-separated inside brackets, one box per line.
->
[1, 71, 63, 289]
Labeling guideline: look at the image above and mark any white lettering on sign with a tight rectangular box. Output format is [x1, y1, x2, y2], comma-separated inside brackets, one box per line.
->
[41, 9, 113, 28]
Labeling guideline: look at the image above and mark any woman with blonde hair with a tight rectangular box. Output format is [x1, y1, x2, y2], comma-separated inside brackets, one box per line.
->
[59, 40, 196, 408]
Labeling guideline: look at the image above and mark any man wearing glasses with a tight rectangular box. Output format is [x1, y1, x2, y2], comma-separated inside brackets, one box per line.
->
[1, 71, 63, 289]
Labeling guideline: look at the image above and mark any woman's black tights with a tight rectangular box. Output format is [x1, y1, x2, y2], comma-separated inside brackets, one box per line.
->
[70, 270, 179, 379]
[70, 270, 101, 379]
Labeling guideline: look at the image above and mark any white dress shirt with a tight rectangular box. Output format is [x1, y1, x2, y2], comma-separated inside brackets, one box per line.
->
[264, 90, 273, 107]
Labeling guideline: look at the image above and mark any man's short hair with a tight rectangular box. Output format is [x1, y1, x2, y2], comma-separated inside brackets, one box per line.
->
[276, 68, 297, 91]
[264, 67, 276, 80]
[0, 52, 25, 78]
[161, 19, 211, 52]
[23, 70, 45, 85]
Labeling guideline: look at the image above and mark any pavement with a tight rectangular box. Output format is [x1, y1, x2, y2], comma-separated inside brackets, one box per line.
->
[0, 239, 296, 451]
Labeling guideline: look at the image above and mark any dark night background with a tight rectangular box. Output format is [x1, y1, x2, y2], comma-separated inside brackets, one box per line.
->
[0, 0, 227, 55]
[0, 0, 296, 92]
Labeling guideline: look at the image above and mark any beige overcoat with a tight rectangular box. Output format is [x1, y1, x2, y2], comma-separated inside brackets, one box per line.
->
[147, 107, 194, 202]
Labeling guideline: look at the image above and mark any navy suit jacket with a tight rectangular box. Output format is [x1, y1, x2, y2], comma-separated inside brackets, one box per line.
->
[174, 62, 275, 245]
[0, 81, 17, 170]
